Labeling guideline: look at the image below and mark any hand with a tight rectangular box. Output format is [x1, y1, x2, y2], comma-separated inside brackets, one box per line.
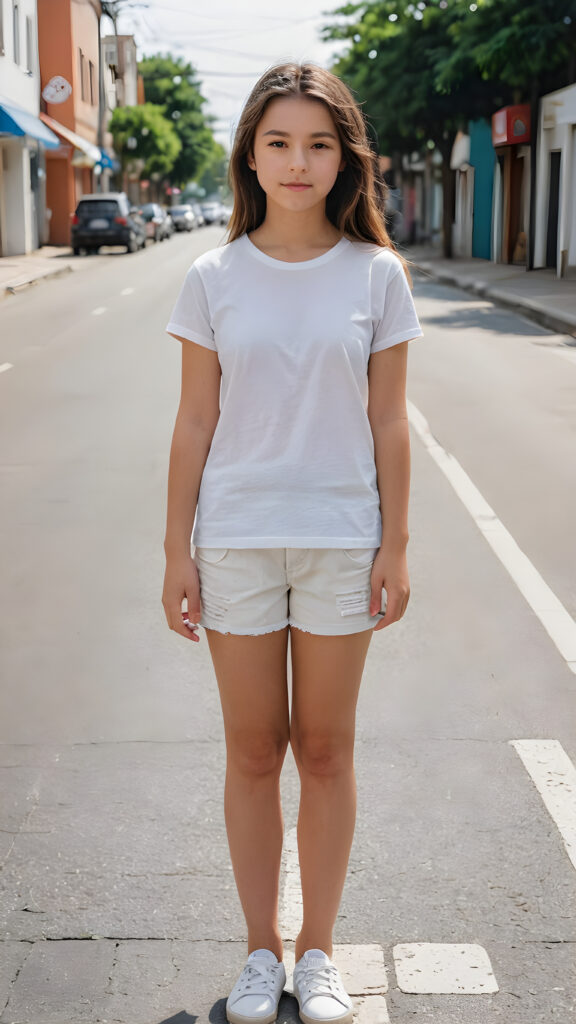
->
[162, 554, 202, 643]
[369, 544, 410, 631]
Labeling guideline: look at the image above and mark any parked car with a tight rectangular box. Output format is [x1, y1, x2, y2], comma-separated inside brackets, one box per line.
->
[140, 203, 173, 242]
[71, 192, 146, 254]
[169, 204, 196, 232]
[191, 202, 205, 227]
[200, 200, 228, 225]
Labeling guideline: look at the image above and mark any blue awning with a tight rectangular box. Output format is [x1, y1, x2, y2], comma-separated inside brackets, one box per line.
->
[0, 97, 60, 148]
[97, 149, 116, 169]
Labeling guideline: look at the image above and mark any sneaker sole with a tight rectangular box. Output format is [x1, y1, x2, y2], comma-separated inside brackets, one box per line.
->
[295, 998, 354, 1024]
[226, 1009, 279, 1024]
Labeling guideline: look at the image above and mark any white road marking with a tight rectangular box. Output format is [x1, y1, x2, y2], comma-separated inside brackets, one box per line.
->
[511, 739, 576, 871]
[354, 995, 390, 1022]
[393, 942, 499, 994]
[120, 287, 134, 295]
[0, 362, 13, 373]
[407, 399, 576, 674]
[91, 306, 107, 316]
[335, 944, 388, 995]
[279, 825, 302, 940]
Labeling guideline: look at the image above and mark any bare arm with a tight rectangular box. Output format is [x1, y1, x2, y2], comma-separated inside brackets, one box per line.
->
[162, 337, 221, 639]
[367, 340, 412, 628]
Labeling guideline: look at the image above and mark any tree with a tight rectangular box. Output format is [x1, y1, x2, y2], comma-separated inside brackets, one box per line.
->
[195, 143, 230, 200]
[109, 103, 181, 193]
[437, 0, 576, 99]
[138, 55, 218, 187]
[324, 0, 576, 255]
[323, 0, 513, 255]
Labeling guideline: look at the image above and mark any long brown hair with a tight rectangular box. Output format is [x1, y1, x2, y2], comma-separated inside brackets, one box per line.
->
[226, 61, 411, 280]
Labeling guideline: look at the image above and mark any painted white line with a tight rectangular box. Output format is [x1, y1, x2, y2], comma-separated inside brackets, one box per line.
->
[354, 995, 390, 1023]
[279, 825, 302, 940]
[0, 362, 13, 373]
[407, 399, 576, 674]
[393, 942, 499, 994]
[91, 306, 107, 316]
[510, 739, 576, 871]
[120, 287, 134, 295]
[335, 944, 388, 995]
[284, 945, 388, 1000]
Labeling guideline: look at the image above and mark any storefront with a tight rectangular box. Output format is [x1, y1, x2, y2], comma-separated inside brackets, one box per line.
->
[491, 104, 531, 265]
[0, 96, 60, 255]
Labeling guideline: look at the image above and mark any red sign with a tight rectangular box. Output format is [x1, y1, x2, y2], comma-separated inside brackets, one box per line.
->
[492, 105, 531, 146]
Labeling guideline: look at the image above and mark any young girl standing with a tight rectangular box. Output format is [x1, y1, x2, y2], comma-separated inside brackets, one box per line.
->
[162, 62, 423, 1024]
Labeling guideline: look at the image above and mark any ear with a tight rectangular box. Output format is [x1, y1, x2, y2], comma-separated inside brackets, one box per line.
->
[247, 150, 256, 171]
[338, 158, 346, 173]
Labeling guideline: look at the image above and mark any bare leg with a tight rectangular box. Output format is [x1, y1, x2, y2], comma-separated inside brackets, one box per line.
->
[205, 626, 290, 962]
[288, 626, 373, 962]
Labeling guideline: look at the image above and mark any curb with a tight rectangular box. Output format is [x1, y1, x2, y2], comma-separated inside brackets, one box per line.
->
[0, 263, 74, 303]
[413, 261, 576, 341]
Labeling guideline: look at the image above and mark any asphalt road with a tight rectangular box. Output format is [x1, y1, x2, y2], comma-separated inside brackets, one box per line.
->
[0, 227, 575, 1023]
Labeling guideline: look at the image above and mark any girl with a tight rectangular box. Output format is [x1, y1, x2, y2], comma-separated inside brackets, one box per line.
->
[162, 62, 423, 1024]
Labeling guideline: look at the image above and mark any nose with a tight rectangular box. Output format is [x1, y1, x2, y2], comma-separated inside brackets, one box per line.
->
[288, 147, 308, 173]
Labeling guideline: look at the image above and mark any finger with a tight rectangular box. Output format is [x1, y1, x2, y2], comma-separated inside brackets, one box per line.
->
[370, 583, 386, 618]
[178, 617, 200, 642]
[372, 592, 405, 631]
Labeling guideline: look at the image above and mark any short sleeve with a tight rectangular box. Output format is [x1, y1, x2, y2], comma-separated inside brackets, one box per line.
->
[165, 263, 217, 351]
[371, 259, 424, 354]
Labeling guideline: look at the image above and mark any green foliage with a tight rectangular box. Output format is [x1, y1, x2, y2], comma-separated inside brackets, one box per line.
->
[439, 0, 576, 95]
[322, 0, 576, 154]
[137, 54, 220, 186]
[109, 103, 181, 179]
[195, 142, 230, 199]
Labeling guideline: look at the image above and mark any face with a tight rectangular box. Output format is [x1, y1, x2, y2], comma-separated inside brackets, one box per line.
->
[247, 95, 346, 213]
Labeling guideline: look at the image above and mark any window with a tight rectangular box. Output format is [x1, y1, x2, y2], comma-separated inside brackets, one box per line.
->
[12, 0, 20, 65]
[0, 1, 4, 57]
[25, 15, 33, 73]
[79, 48, 86, 101]
[89, 59, 95, 104]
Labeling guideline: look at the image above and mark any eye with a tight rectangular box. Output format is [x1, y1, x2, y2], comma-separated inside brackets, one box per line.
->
[268, 140, 286, 148]
[312, 143, 328, 149]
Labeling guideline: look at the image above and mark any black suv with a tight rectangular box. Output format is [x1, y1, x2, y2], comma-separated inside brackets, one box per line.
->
[71, 192, 147, 254]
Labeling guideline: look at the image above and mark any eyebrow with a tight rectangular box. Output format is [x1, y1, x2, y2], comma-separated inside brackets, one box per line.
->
[262, 130, 337, 140]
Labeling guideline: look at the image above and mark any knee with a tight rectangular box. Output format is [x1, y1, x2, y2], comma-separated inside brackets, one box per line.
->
[291, 730, 353, 778]
[227, 730, 289, 778]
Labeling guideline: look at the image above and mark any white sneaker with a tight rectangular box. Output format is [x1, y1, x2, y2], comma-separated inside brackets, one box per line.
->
[226, 948, 287, 1024]
[292, 949, 353, 1024]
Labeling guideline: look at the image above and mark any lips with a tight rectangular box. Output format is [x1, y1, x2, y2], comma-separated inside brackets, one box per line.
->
[282, 183, 312, 190]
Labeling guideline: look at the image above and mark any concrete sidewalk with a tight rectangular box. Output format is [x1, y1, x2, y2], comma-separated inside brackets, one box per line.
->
[406, 244, 576, 339]
[0, 245, 75, 299]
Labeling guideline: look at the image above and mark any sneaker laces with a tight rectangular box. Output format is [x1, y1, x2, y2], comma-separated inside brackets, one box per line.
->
[234, 959, 281, 996]
[298, 963, 350, 1008]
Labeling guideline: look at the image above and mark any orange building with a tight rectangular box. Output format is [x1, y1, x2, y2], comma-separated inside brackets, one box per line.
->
[37, 0, 103, 245]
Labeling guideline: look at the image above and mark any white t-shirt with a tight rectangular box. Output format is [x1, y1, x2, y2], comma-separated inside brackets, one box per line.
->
[165, 232, 423, 548]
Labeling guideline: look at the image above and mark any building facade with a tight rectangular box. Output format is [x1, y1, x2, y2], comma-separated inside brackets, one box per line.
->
[534, 83, 576, 276]
[0, 0, 60, 255]
[37, 0, 105, 245]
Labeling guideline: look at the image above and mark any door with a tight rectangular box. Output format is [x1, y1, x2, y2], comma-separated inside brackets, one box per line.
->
[546, 151, 561, 269]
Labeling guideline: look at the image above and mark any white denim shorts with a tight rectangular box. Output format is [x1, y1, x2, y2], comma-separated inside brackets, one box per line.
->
[193, 546, 386, 637]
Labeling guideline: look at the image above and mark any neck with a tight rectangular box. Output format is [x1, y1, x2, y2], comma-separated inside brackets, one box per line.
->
[252, 200, 341, 250]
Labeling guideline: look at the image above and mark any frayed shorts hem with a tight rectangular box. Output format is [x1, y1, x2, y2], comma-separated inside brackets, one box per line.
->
[200, 616, 377, 637]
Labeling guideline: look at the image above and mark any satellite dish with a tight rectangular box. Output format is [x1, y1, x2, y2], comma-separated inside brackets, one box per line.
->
[42, 76, 72, 104]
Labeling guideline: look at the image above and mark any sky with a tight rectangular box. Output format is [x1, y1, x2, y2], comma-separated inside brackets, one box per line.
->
[114, 0, 351, 152]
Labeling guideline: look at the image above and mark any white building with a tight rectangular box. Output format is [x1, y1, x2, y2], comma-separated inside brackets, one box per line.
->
[0, 0, 60, 255]
[534, 82, 576, 276]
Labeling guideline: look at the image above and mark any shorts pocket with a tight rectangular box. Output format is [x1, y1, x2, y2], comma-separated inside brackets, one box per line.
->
[194, 547, 230, 564]
[342, 547, 379, 566]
